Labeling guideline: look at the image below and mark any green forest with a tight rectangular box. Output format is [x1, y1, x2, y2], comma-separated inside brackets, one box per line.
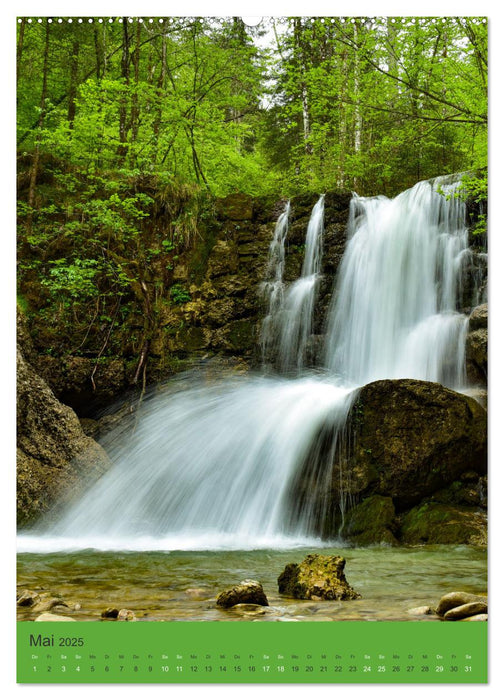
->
[18, 16, 487, 195]
[17, 16, 488, 379]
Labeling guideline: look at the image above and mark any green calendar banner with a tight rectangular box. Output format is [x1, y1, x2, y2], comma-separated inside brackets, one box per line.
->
[17, 621, 487, 684]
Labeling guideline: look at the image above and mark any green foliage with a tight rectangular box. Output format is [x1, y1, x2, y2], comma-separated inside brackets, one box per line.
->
[42, 258, 99, 300]
[16, 16, 487, 361]
[169, 284, 192, 305]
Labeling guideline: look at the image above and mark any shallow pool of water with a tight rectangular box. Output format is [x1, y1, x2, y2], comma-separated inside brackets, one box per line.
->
[17, 545, 486, 622]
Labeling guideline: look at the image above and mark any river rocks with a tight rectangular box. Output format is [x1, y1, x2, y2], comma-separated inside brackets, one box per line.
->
[216, 580, 269, 608]
[101, 607, 136, 620]
[117, 609, 137, 621]
[278, 554, 361, 601]
[32, 597, 70, 614]
[407, 606, 434, 616]
[444, 602, 488, 620]
[17, 347, 110, 526]
[436, 591, 487, 617]
[344, 379, 487, 510]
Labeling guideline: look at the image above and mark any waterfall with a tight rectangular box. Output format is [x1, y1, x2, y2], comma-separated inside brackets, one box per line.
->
[18, 177, 476, 553]
[324, 177, 470, 387]
[261, 195, 325, 372]
[260, 201, 290, 363]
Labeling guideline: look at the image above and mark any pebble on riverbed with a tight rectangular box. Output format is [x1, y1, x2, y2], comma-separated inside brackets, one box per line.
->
[17, 590, 40, 607]
[406, 605, 434, 616]
[101, 607, 137, 621]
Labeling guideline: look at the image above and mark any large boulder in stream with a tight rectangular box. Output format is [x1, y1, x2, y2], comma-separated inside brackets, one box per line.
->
[344, 379, 487, 510]
[17, 346, 110, 526]
[301, 378, 488, 545]
[278, 554, 361, 601]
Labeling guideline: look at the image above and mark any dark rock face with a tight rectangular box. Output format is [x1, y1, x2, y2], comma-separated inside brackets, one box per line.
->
[277, 554, 360, 601]
[216, 579, 269, 608]
[466, 303, 488, 386]
[17, 347, 110, 526]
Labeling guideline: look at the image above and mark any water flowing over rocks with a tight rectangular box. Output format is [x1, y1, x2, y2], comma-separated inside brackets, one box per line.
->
[17, 178, 487, 550]
[216, 580, 269, 608]
[277, 554, 361, 601]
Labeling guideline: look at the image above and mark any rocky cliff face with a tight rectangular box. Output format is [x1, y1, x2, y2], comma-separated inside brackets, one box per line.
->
[27, 191, 352, 416]
[17, 336, 110, 526]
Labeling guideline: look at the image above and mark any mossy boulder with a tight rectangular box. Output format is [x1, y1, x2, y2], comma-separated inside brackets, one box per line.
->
[216, 580, 269, 608]
[341, 495, 398, 545]
[400, 503, 487, 546]
[278, 554, 361, 601]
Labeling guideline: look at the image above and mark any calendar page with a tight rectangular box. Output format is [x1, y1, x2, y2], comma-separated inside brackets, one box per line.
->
[15, 7, 488, 686]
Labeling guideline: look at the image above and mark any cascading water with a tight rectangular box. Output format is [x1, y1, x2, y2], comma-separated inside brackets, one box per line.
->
[324, 177, 470, 387]
[18, 177, 478, 553]
[259, 200, 290, 362]
[277, 195, 324, 371]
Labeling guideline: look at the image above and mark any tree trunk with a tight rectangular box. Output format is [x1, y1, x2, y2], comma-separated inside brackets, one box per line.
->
[16, 18, 26, 87]
[118, 18, 130, 163]
[294, 19, 312, 156]
[130, 21, 142, 159]
[67, 39, 80, 128]
[26, 22, 50, 236]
